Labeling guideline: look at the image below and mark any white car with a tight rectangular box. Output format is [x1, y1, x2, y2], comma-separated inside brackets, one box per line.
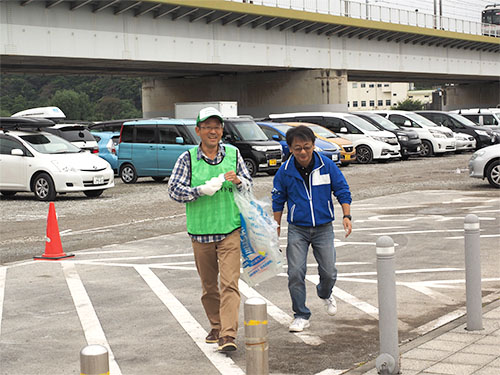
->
[0, 118, 114, 201]
[454, 132, 476, 152]
[451, 108, 500, 127]
[375, 110, 456, 156]
[268, 112, 400, 164]
[469, 144, 500, 188]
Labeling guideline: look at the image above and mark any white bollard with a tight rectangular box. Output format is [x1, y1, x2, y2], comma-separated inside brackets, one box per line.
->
[80, 345, 109, 375]
[244, 297, 269, 375]
[464, 214, 483, 331]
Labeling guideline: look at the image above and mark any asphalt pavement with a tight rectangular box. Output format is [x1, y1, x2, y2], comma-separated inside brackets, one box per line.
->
[1, 189, 499, 375]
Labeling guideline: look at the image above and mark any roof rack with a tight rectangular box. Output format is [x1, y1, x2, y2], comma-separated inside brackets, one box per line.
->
[0, 117, 55, 130]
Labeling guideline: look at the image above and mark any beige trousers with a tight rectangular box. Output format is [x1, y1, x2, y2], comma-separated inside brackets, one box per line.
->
[191, 229, 241, 338]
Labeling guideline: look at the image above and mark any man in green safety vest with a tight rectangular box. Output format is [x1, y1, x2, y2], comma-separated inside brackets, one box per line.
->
[168, 107, 252, 352]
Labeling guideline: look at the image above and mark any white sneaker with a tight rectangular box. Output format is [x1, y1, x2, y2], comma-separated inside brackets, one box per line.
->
[289, 318, 310, 332]
[322, 294, 337, 316]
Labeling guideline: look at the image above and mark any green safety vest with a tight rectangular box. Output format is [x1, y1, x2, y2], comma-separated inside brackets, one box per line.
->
[186, 146, 241, 235]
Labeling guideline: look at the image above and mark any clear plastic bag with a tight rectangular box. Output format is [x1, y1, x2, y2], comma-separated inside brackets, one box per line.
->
[233, 188, 284, 287]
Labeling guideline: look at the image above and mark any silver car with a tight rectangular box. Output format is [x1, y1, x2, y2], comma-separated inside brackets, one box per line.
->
[469, 144, 500, 188]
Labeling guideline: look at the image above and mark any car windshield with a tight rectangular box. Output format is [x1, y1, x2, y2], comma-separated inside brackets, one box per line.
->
[185, 125, 201, 143]
[233, 121, 268, 141]
[345, 115, 380, 131]
[448, 113, 479, 126]
[272, 124, 292, 134]
[306, 124, 339, 138]
[363, 115, 399, 131]
[405, 112, 439, 127]
[20, 133, 82, 154]
[57, 127, 96, 142]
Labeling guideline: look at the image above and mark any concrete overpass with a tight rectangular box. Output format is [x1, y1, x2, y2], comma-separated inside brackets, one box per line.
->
[1, 0, 499, 116]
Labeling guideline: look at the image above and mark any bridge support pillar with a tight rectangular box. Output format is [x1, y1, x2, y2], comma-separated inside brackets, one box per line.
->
[444, 82, 500, 110]
[142, 69, 348, 118]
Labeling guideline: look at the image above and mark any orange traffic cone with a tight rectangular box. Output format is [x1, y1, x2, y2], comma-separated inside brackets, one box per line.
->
[34, 202, 74, 260]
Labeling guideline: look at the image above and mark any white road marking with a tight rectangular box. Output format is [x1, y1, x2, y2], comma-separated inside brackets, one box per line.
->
[446, 234, 500, 239]
[83, 253, 193, 262]
[314, 369, 347, 375]
[399, 282, 458, 305]
[62, 262, 122, 375]
[370, 229, 467, 235]
[338, 268, 462, 277]
[238, 280, 324, 346]
[77, 250, 134, 255]
[0, 267, 6, 336]
[135, 266, 244, 375]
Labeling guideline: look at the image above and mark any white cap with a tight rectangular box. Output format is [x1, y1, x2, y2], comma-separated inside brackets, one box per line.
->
[196, 107, 224, 126]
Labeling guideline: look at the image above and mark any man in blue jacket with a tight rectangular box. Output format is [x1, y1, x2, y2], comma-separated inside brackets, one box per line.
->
[272, 125, 352, 332]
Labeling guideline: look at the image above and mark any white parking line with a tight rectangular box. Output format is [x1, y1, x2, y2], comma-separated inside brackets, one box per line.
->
[0, 267, 6, 336]
[135, 266, 244, 375]
[77, 250, 134, 255]
[370, 229, 466, 235]
[238, 280, 324, 346]
[62, 262, 122, 375]
[446, 234, 500, 239]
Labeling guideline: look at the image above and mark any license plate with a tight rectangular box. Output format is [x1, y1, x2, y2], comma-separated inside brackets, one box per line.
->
[332, 154, 339, 161]
[93, 176, 104, 185]
[344, 154, 350, 160]
[268, 159, 277, 166]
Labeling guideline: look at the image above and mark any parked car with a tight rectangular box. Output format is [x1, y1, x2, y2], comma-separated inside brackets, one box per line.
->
[91, 131, 120, 173]
[44, 124, 99, 154]
[90, 119, 141, 132]
[222, 117, 283, 176]
[282, 122, 355, 165]
[0, 117, 114, 200]
[267, 112, 400, 164]
[352, 112, 421, 160]
[454, 133, 476, 152]
[468, 144, 500, 188]
[417, 110, 497, 149]
[257, 122, 341, 164]
[451, 108, 500, 127]
[375, 110, 456, 157]
[118, 119, 199, 183]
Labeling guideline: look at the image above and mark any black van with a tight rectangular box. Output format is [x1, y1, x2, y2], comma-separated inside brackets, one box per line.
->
[222, 117, 282, 176]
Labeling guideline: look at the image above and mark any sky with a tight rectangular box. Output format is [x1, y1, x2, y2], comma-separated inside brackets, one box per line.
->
[368, 0, 493, 23]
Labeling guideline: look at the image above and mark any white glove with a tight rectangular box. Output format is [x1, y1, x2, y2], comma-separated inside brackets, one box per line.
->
[199, 173, 225, 196]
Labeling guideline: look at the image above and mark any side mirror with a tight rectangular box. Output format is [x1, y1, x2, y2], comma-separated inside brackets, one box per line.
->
[11, 149, 24, 156]
[272, 134, 280, 141]
[175, 136, 184, 144]
[224, 134, 233, 142]
[403, 120, 411, 126]
[339, 127, 348, 133]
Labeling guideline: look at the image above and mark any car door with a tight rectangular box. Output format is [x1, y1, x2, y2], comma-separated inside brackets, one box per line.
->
[157, 125, 192, 177]
[133, 125, 158, 176]
[260, 126, 288, 157]
[0, 135, 28, 189]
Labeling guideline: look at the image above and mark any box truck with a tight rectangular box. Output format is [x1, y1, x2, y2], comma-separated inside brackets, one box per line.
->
[175, 101, 238, 119]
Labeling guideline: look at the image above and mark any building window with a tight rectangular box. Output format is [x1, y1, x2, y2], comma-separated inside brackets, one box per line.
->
[386, 100, 391, 105]
[377, 83, 382, 87]
[369, 100, 375, 107]
[352, 83, 358, 88]
[393, 93, 397, 96]
[424, 95, 429, 98]
[378, 100, 383, 106]
[347, 101, 350, 107]
[369, 84, 374, 88]
[360, 83, 366, 88]
[361, 101, 366, 107]
[384, 83, 390, 87]
[409, 96, 413, 98]
[353, 101, 358, 107]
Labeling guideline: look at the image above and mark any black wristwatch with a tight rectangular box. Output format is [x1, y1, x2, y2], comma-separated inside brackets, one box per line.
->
[343, 215, 352, 221]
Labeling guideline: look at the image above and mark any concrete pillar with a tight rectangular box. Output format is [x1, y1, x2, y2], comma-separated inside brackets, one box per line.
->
[444, 82, 500, 110]
[142, 69, 349, 118]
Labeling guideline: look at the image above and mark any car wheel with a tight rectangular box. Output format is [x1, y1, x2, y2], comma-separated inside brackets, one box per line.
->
[356, 145, 373, 164]
[401, 155, 409, 161]
[33, 173, 56, 201]
[0, 191, 17, 197]
[84, 190, 104, 198]
[120, 164, 138, 184]
[244, 158, 257, 177]
[152, 176, 166, 182]
[420, 140, 433, 157]
[486, 160, 500, 188]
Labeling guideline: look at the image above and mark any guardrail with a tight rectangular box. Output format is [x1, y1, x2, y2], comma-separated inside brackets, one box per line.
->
[229, 0, 499, 38]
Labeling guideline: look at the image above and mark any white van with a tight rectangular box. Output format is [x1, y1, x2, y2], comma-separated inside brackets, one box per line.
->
[450, 108, 500, 128]
[375, 110, 456, 157]
[268, 112, 400, 163]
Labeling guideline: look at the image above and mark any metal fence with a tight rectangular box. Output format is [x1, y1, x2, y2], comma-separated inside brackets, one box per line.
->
[229, 0, 499, 37]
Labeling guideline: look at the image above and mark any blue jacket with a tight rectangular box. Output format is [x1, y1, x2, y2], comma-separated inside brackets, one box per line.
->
[272, 152, 352, 227]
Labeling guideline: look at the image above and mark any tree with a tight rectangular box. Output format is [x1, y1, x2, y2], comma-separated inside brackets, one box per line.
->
[51, 89, 93, 120]
[392, 98, 425, 111]
[95, 96, 141, 120]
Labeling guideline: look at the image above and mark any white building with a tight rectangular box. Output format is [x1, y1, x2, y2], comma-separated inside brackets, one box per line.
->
[347, 82, 411, 110]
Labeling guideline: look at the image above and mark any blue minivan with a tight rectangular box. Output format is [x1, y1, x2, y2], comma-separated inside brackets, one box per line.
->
[118, 119, 199, 183]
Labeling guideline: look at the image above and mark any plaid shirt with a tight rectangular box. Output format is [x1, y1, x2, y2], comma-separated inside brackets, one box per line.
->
[167, 143, 252, 243]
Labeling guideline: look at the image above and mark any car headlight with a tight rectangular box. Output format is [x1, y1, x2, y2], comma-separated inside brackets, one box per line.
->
[470, 150, 486, 161]
[474, 130, 488, 136]
[51, 160, 77, 172]
[397, 135, 409, 141]
[429, 129, 446, 138]
[251, 146, 268, 152]
[456, 134, 467, 140]
[314, 146, 323, 152]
